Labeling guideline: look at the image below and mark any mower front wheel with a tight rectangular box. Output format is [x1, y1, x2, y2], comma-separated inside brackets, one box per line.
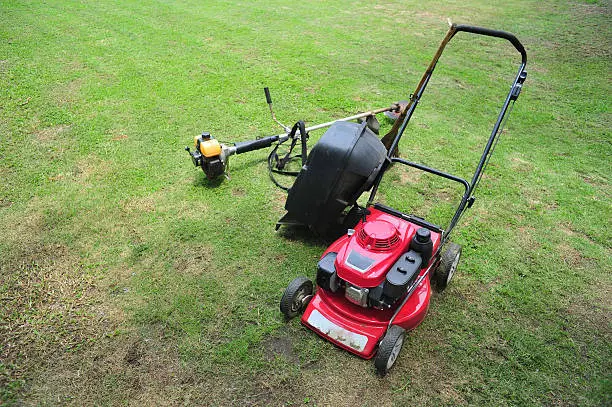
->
[280, 277, 313, 319]
[374, 325, 406, 376]
[432, 242, 462, 292]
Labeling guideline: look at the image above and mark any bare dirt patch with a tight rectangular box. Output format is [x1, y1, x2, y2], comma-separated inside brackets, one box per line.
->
[508, 155, 534, 172]
[120, 189, 209, 221]
[1, 202, 46, 243]
[123, 194, 157, 213]
[562, 283, 612, 361]
[431, 188, 457, 203]
[516, 226, 541, 254]
[290, 337, 466, 406]
[0, 197, 13, 208]
[559, 224, 576, 237]
[263, 336, 299, 364]
[72, 155, 114, 184]
[112, 133, 129, 141]
[124, 339, 144, 366]
[581, 173, 608, 188]
[172, 249, 213, 276]
[566, 299, 611, 334]
[572, 1, 609, 16]
[398, 166, 423, 184]
[232, 187, 246, 197]
[21, 328, 208, 406]
[271, 190, 287, 212]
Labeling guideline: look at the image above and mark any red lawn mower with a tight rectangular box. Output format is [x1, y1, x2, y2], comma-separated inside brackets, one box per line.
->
[279, 24, 527, 375]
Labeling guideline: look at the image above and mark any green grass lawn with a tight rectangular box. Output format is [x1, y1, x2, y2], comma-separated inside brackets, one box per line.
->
[1, 0, 610, 405]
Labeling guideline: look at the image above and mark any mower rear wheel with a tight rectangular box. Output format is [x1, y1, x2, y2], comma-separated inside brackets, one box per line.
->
[432, 242, 462, 292]
[280, 277, 313, 319]
[374, 325, 405, 376]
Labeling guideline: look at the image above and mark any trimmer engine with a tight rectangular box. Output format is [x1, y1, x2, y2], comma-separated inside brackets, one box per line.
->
[186, 130, 286, 180]
[186, 132, 228, 179]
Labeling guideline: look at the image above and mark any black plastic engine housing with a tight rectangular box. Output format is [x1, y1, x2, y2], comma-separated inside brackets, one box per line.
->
[316, 252, 340, 292]
[368, 250, 423, 309]
[278, 121, 387, 234]
[383, 250, 422, 299]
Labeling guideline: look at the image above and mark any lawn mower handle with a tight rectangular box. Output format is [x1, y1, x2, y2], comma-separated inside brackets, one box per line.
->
[380, 23, 527, 155]
[371, 23, 528, 240]
[454, 24, 527, 65]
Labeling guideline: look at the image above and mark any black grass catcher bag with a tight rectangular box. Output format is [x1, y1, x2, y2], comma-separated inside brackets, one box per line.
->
[276, 120, 387, 235]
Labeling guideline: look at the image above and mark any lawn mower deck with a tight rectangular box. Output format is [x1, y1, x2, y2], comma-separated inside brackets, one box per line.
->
[301, 206, 441, 359]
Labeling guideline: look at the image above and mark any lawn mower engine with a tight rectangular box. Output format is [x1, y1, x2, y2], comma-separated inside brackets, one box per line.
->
[316, 213, 435, 310]
[293, 206, 442, 361]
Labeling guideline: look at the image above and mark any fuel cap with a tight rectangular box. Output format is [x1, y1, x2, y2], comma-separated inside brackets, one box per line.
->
[415, 228, 431, 243]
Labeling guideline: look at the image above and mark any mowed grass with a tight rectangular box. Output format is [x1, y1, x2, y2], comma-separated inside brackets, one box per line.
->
[1, 0, 610, 405]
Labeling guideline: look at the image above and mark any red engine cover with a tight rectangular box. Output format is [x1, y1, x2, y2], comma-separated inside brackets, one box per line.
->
[328, 209, 439, 288]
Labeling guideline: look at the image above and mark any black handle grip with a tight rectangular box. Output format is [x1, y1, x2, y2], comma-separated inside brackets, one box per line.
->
[264, 87, 272, 104]
[234, 135, 279, 154]
[454, 24, 527, 65]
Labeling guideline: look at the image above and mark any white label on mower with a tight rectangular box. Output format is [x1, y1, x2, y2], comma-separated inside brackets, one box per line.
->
[307, 309, 368, 352]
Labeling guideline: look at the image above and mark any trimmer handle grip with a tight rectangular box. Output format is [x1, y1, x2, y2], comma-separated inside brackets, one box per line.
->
[454, 24, 527, 65]
[234, 135, 279, 154]
[264, 87, 272, 104]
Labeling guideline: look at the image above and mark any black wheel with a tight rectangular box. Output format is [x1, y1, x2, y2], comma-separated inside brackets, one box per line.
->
[432, 242, 462, 292]
[375, 325, 405, 376]
[280, 277, 313, 319]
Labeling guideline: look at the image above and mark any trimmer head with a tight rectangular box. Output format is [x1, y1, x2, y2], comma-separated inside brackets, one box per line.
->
[383, 100, 408, 121]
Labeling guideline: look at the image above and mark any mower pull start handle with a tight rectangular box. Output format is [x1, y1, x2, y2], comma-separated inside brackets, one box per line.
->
[454, 24, 527, 64]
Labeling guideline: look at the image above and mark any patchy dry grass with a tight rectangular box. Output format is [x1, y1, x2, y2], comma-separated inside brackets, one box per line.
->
[0, 241, 125, 402]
